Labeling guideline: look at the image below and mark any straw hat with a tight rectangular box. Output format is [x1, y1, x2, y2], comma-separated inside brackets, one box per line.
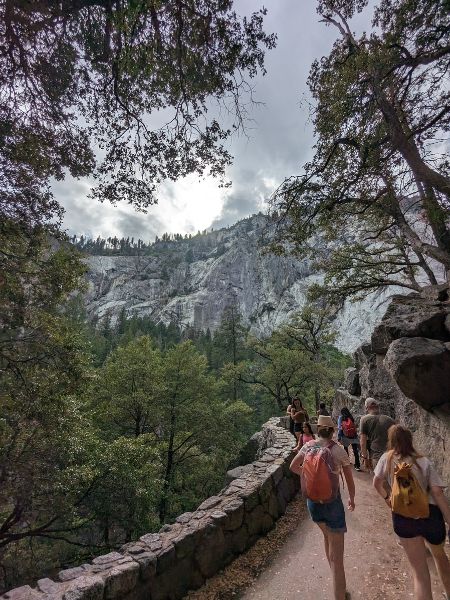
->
[317, 415, 335, 429]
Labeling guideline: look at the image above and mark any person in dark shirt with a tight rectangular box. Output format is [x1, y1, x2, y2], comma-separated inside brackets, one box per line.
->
[359, 397, 395, 470]
[317, 402, 330, 416]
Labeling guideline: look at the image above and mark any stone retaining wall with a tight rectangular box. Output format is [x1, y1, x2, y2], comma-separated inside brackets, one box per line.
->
[3, 418, 298, 600]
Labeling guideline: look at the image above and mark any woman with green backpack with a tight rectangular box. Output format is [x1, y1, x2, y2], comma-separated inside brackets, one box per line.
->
[373, 424, 450, 600]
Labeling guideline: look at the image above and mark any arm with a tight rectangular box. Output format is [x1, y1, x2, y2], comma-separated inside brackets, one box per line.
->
[337, 415, 343, 439]
[430, 486, 450, 526]
[293, 434, 303, 452]
[342, 465, 355, 511]
[360, 433, 368, 459]
[286, 404, 292, 416]
[290, 450, 304, 476]
[373, 475, 391, 507]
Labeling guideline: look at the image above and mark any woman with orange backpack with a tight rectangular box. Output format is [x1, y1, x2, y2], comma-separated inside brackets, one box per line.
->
[290, 415, 355, 600]
[373, 425, 450, 600]
[337, 407, 361, 471]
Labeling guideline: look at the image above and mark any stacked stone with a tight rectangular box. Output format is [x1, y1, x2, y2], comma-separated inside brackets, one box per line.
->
[2, 419, 298, 600]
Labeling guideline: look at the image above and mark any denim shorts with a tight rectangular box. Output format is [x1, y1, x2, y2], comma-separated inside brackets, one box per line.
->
[307, 495, 347, 533]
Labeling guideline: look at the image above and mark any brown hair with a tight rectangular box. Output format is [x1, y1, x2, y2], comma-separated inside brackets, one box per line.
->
[387, 424, 422, 468]
[317, 426, 334, 439]
[303, 422, 314, 435]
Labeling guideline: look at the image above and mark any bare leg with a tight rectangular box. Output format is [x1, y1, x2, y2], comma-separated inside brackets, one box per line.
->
[400, 536, 433, 600]
[317, 522, 331, 565]
[427, 541, 450, 596]
[317, 523, 346, 600]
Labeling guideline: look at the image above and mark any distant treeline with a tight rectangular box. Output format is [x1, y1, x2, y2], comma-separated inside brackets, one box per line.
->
[70, 231, 208, 256]
[70, 213, 269, 256]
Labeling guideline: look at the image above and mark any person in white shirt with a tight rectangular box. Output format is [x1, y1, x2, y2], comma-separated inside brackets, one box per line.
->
[373, 424, 450, 600]
[290, 415, 355, 600]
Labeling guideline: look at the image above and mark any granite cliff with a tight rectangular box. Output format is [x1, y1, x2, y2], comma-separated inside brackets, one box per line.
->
[83, 214, 394, 352]
[334, 282, 450, 488]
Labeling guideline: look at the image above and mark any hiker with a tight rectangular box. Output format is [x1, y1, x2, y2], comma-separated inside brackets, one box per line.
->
[359, 397, 395, 471]
[286, 400, 295, 435]
[373, 425, 450, 600]
[290, 415, 355, 600]
[289, 397, 309, 444]
[293, 421, 315, 452]
[338, 407, 361, 472]
[318, 401, 331, 416]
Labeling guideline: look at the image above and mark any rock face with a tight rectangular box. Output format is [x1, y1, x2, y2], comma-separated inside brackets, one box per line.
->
[1, 419, 299, 600]
[83, 214, 394, 352]
[385, 338, 450, 413]
[333, 285, 450, 489]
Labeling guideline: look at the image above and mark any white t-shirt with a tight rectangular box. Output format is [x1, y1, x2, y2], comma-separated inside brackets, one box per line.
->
[374, 453, 446, 505]
[299, 439, 351, 474]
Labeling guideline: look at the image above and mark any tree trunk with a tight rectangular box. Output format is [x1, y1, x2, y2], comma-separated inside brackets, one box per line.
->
[158, 402, 176, 523]
[375, 89, 450, 256]
[383, 192, 450, 268]
[413, 249, 438, 286]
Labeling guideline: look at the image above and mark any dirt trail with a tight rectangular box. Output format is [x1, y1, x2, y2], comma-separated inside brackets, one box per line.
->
[242, 471, 449, 600]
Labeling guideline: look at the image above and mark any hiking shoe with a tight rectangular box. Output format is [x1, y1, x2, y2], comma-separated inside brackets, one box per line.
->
[355, 467, 362, 472]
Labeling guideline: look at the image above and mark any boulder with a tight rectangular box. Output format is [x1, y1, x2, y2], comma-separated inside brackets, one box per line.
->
[384, 338, 450, 413]
[333, 389, 362, 418]
[371, 295, 449, 354]
[344, 367, 361, 396]
[421, 283, 449, 302]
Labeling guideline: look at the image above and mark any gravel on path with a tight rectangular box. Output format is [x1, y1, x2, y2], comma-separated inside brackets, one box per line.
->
[186, 470, 449, 600]
[242, 470, 448, 600]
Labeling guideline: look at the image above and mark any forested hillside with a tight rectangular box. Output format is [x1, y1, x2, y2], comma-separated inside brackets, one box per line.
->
[1, 257, 350, 590]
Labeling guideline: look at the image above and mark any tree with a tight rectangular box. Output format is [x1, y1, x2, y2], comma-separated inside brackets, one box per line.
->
[238, 333, 318, 411]
[281, 304, 339, 410]
[157, 341, 249, 521]
[212, 299, 249, 400]
[271, 0, 449, 301]
[0, 223, 94, 561]
[235, 304, 351, 413]
[1, 0, 276, 228]
[93, 336, 163, 438]
[83, 436, 161, 545]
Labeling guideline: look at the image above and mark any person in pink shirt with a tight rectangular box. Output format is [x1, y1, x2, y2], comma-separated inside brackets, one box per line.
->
[294, 421, 315, 452]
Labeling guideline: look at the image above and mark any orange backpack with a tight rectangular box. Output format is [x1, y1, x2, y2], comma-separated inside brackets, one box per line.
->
[300, 440, 340, 503]
[389, 456, 430, 519]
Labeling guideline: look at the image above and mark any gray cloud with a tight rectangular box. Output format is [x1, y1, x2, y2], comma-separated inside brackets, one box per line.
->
[54, 1, 374, 238]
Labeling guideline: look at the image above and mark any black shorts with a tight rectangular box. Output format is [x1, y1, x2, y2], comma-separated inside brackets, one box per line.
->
[392, 504, 446, 545]
[294, 423, 304, 433]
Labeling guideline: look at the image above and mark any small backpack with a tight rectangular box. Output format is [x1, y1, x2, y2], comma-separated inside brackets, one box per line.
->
[390, 457, 430, 519]
[342, 418, 357, 439]
[300, 440, 340, 503]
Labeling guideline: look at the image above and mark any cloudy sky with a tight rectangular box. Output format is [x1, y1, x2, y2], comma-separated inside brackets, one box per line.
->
[56, 1, 374, 242]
